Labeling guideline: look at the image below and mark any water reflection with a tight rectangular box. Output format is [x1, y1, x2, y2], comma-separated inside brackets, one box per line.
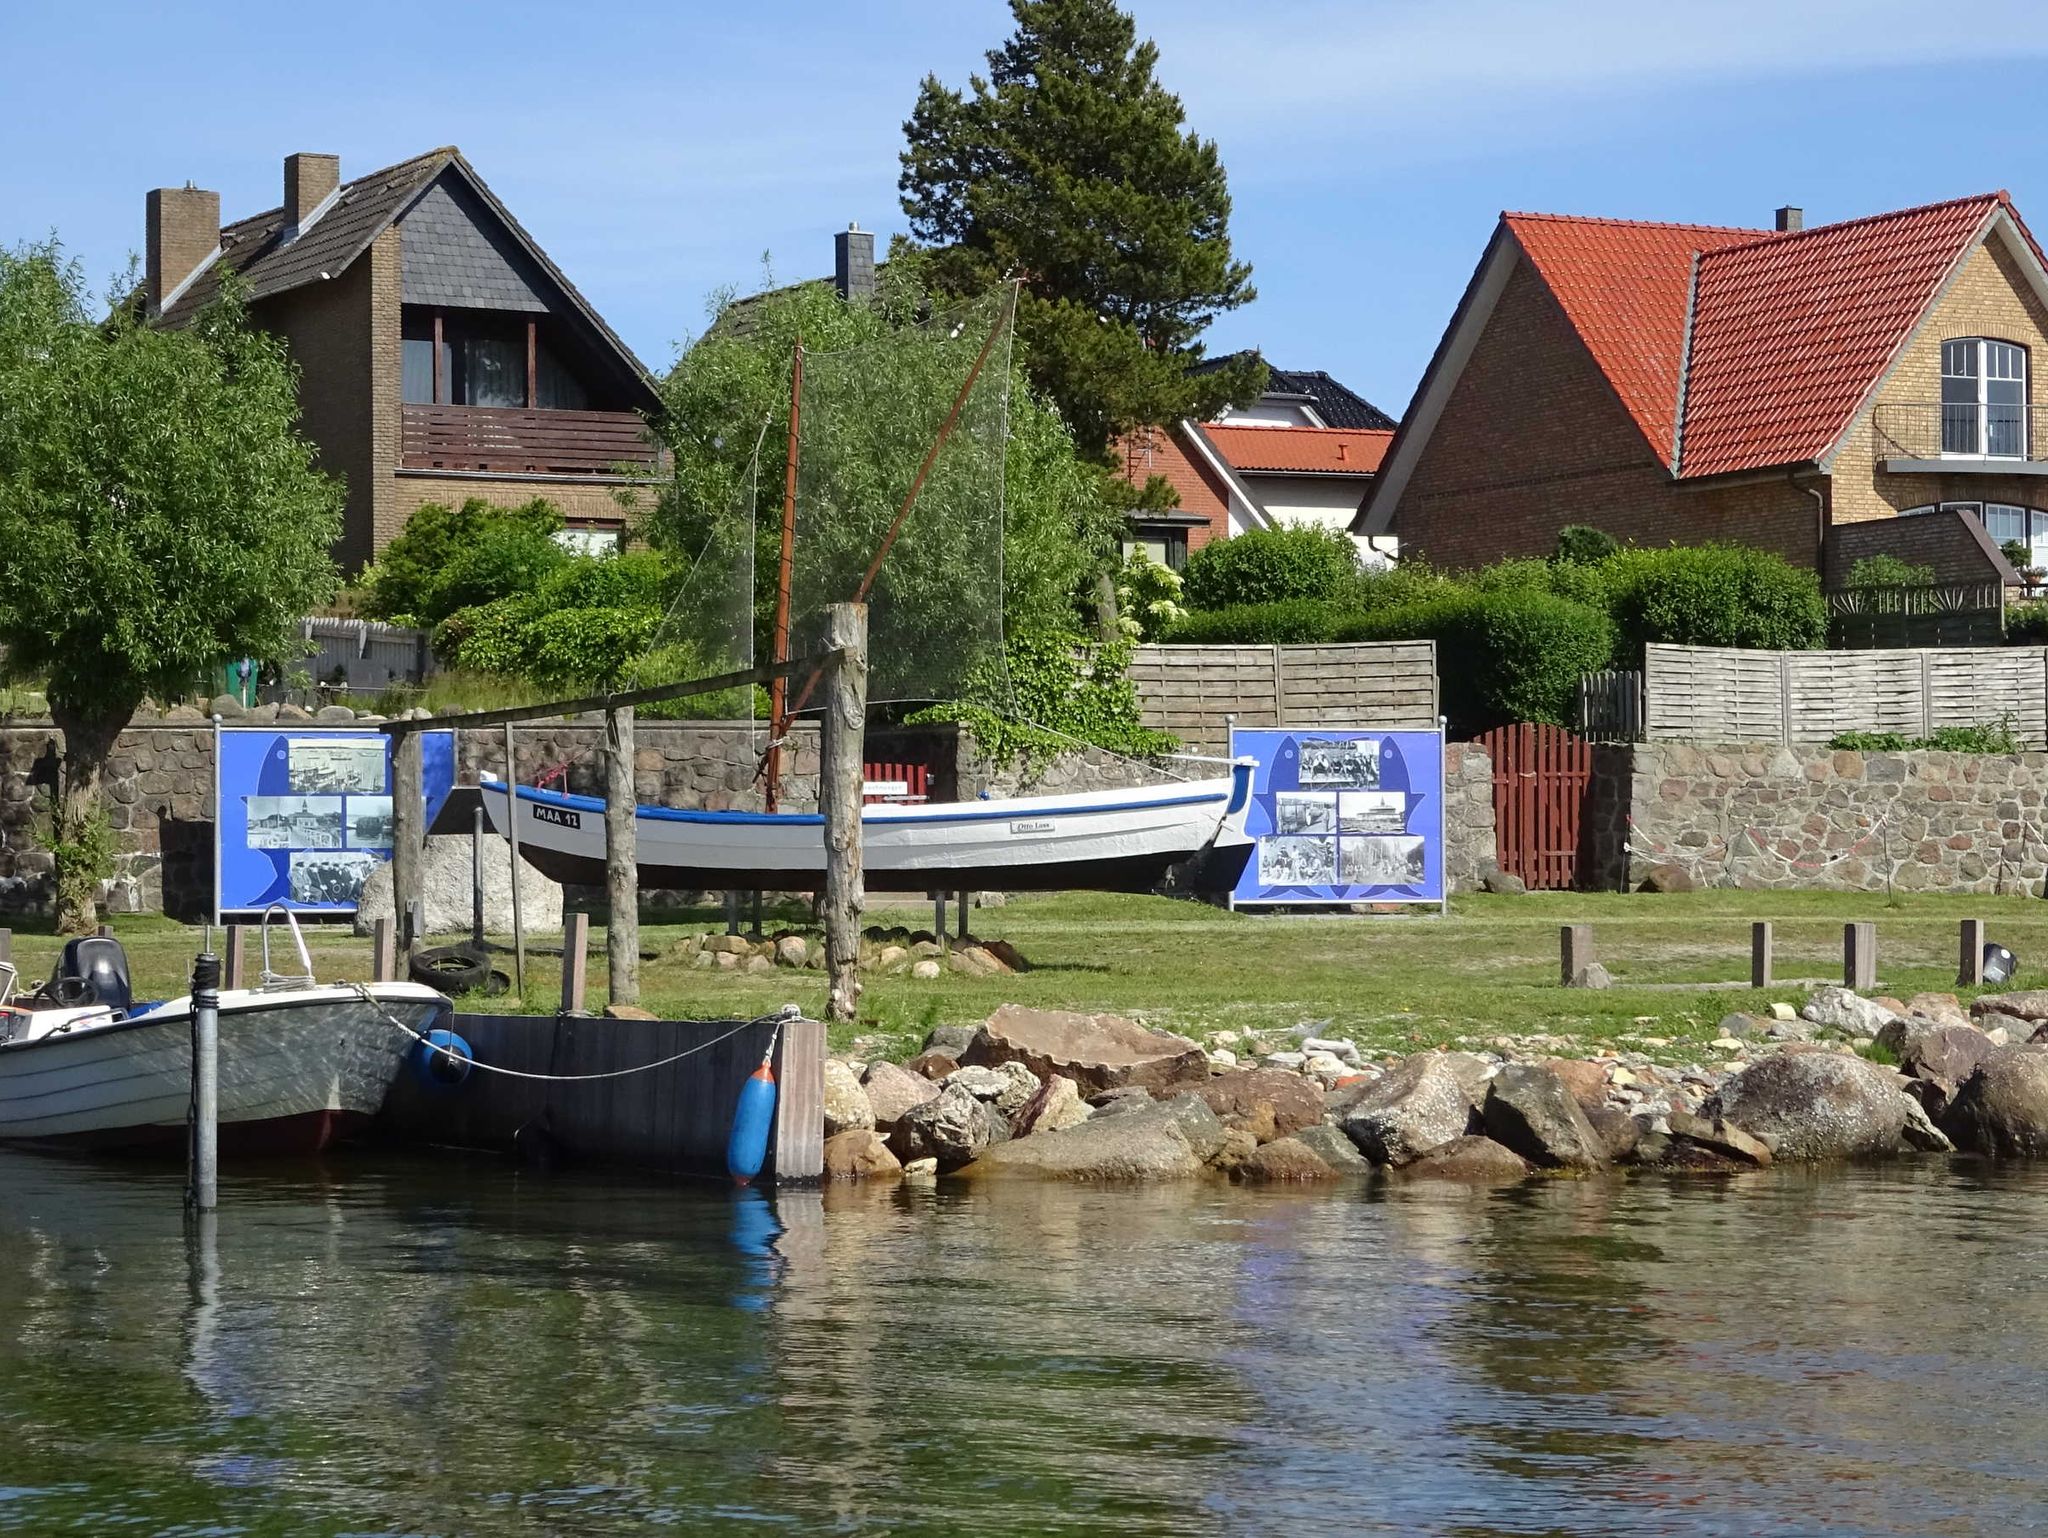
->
[0, 1154, 2044, 1535]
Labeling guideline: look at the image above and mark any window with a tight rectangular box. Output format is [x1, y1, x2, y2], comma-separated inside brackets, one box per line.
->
[399, 306, 599, 410]
[535, 339, 590, 411]
[1904, 500, 2048, 566]
[1122, 527, 1188, 570]
[401, 312, 448, 406]
[1940, 338, 2028, 456]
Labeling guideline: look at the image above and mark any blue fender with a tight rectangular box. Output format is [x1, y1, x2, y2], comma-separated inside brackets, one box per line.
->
[410, 1027, 474, 1090]
[727, 1062, 778, 1184]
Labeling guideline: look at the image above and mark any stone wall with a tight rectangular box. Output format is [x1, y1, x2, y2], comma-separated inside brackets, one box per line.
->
[1441, 740, 1498, 894]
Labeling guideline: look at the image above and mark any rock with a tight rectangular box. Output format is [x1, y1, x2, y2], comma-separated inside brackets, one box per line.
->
[1942, 1050, 2048, 1156]
[1718, 1013, 1761, 1039]
[1262, 1050, 1308, 1071]
[875, 945, 909, 971]
[1539, 1058, 1610, 1110]
[1769, 1002, 1798, 1021]
[208, 693, 246, 719]
[1191, 1068, 1326, 1141]
[941, 1064, 1012, 1101]
[1569, 962, 1613, 990]
[774, 935, 809, 968]
[1341, 1051, 1476, 1166]
[1900, 1097, 1953, 1154]
[1584, 1104, 1642, 1163]
[968, 1093, 1226, 1180]
[704, 933, 752, 956]
[861, 1060, 941, 1133]
[1440, 1052, 1497, 1102]
[743, 954, 774, 975]
[910, 960, 943, 980]
[354, 834, 565, 938]
[1292, 1121, 1372, 1173]
[1667, 1109, 1772, 1167]
[959, 1004, 1207, 1095]
[904, 1050, 959, 1081]
[1971, 990, 2048, 1024]
[1208, 1125, 1258, 1176]
[943, 1060, 1041, 1120]
[1480, 868, 1527, 896]
[1395, 1135, 1530, 1182]
[822, 1129, 901, 1181]
[980, 938, 1030, 973]
[1087, 1086, 1156, 1116]
[1482, 1065, 1607, 1171]
[1012, 1074, 1092, 1136]
[1300, 1036, 1363, 1067]
[1638, 862, 1696, 893]
[892, 1083, 1000, 1168]
[1875, 1019, 2000, 1099]
[1303, 1052, 1349, 1084]
[922, 1022, 979, 1057]
[1704, 1052, 1919, 1161]
[1206, 1048, 1238, 1070]
[822, 1059, 876, 1137]
[1904, 992, 1972, 1030]
[1240, 1137, 1337, 1182]
[901, 1156, 938, 1181]
[1800, 986, 1898, 1040]
[602, 1003, 658, 1021]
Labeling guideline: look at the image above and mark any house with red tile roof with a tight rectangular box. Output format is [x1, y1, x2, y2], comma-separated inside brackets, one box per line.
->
[1355, 194, 2048, 589]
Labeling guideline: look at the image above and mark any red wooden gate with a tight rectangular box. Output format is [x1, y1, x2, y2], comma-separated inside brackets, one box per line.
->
[1476, 722, 1594, 890]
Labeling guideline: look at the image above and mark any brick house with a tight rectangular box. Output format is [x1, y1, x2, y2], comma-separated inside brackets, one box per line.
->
[1355, 194, 2048, 589]
[1118, 360, 1396, 566]
[144, 148, 662, 570]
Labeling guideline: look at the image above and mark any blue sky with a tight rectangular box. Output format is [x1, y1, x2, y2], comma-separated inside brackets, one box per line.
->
[11, 0, 2048, 419]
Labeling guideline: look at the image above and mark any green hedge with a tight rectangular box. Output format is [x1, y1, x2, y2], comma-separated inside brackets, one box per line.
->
[1180, 525, 1358, 610]
[1163, 599, 1344, 645]
[1599, 544, 1825, 663]
[1342, 589, 1614, 731]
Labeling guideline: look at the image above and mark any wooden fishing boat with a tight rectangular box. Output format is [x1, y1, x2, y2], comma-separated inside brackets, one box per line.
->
[478, 763, 1255, 893]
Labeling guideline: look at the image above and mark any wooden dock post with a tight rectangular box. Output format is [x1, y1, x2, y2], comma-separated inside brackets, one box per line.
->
[1844, 922, 1877, 991]
[561, 911, 590, 1014]
[503, 721, 525, 997]
[186, 950, 220, 1212]
[370, 918, 396, 984]
[820, 603, 867, 1023]
[1959, 918, 1986, 987]
[390, 727, 425, 965]
[603, 703, 639, 1008]
[222, 926, 245, 991]
[1751, 921, 1773, 989]
[1560, 923, 1594, 986]
[774, 1013, 827, 1182]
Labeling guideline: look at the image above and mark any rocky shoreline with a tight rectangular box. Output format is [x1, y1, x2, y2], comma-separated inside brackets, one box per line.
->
[819, 990, 2048, 1185]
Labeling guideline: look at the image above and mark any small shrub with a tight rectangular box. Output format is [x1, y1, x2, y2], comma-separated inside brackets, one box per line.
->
[2007, 599, 2048, 645]
[36, 791, 116, 933]
[1113, 549, 1187, 641]
[1162, 599, 1342, 645]
[1827, 719, 2020, 754]
[1180, 525, 1358, 610]
[1601, 544, 1826, 665]
[2002, 538, 2032, 570]
[1553, 525, 1619, 565]
[1844, 554, 1935, 589]
[1826, 730, 1911, 751]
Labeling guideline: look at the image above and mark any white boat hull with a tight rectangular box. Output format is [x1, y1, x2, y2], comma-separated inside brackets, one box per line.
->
[0, 983, 449, 1152]
[478, 767, 1255, 893]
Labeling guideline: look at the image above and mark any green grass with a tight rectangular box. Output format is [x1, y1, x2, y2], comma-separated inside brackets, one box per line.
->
[26, 888, 2045, 1067]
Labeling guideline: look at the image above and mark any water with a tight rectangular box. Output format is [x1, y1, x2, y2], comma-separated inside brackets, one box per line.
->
[0, 1154, 2044, 1537]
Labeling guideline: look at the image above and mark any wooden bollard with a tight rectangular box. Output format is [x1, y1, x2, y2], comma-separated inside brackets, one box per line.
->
[1560, 924, 1594, 987]
[602, 704, 639, 1008]
[1844, 921, 1877, 992]
[561, 911, 590, 1014]
[390, 728, 425, 964]
[1751, 921, 1773, 989]
[1959, 918, 1986, 987]
[222, 925, 245, 990]
[370, 917, 396, 983]
[819, 603, 868, 1023]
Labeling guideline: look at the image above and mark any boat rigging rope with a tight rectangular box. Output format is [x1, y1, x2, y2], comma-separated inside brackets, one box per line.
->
[344, 985, 800, 1084]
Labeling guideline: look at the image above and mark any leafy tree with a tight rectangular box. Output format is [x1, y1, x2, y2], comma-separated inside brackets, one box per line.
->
[899, 0, 1262, 454]
[357, 496, 567, 627]
[0, 243, 340, 930]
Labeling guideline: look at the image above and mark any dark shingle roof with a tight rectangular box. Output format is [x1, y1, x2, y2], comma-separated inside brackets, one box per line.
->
[1193, 350, 1397, 429]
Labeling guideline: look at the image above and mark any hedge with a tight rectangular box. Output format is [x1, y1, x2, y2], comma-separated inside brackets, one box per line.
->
[1162, 599, 1343, 645]
[1599, 544, 1825, 663]
[1180, 525, 1358, 610]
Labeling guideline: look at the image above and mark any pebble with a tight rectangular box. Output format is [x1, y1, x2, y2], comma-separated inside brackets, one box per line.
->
[1206, 1048, 1238, 1070]
[1770, 1002, 1798, 1021]
[1709, 1037, 1745, 1052]
[901, 1157, 938, 1181]
[1263, 1051, 1307, 1071]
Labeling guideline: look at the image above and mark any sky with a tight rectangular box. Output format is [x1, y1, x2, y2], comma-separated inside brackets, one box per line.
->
[11, 0, 2048, 420]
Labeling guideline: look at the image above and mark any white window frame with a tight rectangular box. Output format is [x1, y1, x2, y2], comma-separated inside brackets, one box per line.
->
[1940, 337, 2029, 459]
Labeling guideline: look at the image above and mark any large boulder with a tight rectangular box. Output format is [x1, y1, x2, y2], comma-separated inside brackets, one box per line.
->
[822, 1059, 875, 1137]
[1800, 987, 1898, 1040]
[1483, 1065, 1607, 1171]
[1540, 1058, 1611, 1110]
[823, 1129, 902, 1181]
[1703, 1051, 1918, 1161]
[967, 1093, 1225, 1180]
[1395, 1135, 1530, 1182]
[1639, 862, 1696, 894]
[1942, 1050, 2048, 1156]
[1239, 1136, 1337, 1182]
[354, 834, 564, 937]
[1012, 1074, 1092, 1137]
[1191, 1068, 1326, 1141]
[1292, 1121, 1373, 1173]
[1584, 1104, 1642, 1164]
[1875, 1019, 2001, 1114]
[861, 1060, 941, 1134]
[892, 1083, 1002, 1169]
[1971, 990, 2048, 1026]
[1341, 1051, 1476, 1165]
[958, 1005, 1207, 1095]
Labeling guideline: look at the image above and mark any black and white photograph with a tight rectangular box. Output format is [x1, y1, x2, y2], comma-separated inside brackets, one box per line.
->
[1297, 736, 1380, 789]
[346, 797, 395, 849]
[287, 850, 380, 905]
[244, 795, 343, 849]
[1340, 835, 1426, 887]
[287, 738, 387, 794]
[1273, 791, 1336, 836]
[1338, 790, 1407, 835]
[1257, 836, 1337, 887]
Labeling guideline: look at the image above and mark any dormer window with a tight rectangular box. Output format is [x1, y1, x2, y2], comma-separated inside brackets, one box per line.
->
[1941, 338, 2027, 457]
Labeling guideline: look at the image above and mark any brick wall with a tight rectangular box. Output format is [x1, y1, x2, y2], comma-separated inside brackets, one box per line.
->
[1118, 424, 1230, 551]
[1824, 506, 2009, 586]
[389, 473, 643, 536]
[259, 259, 380, 572]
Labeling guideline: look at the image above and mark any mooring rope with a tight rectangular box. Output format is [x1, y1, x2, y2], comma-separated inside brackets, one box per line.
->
[345, 985, 799, 1083]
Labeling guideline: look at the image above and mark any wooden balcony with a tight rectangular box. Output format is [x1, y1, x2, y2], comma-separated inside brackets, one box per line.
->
[400, 404, 661, 477]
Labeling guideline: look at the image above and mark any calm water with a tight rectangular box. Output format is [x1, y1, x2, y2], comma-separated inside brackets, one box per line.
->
[0, 1153, 2044, 1537]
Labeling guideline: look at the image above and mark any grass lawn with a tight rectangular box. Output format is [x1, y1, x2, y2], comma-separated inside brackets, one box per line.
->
[30, 888, 2048, 1066]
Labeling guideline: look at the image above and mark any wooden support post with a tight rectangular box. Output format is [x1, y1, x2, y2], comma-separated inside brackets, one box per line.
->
[470, 805, 486, 950]
[1750, 921, 1773, 990]
[503, 721, 525, 998]
[370, 918, 396, 984]
[603, 704, 639, 1008]
[1844, 921, 1877, 992]
[956, 891, 969, 942]
[561, 911, 590, 1014]
[724, 890, 741, 936]
[0, 928, 11, 966]
[391, 729, 425, 963]
[932, 892, 945, 945]
[773, 1014, 826, 1183]
[820, 603, 867, 1024]
[187, 951, 220, 1213]
[1959, 917, 1986, 987]
[222, 925, 245, 991]
[1560, 923, 1593, 987]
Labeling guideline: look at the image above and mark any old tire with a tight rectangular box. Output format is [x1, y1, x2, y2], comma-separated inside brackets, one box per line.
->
[409, 945, 490, 994]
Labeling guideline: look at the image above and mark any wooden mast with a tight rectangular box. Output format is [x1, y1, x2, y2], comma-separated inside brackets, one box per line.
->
[764, 335, 802, 814]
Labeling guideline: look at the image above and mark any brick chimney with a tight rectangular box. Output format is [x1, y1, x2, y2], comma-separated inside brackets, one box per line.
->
[145, 183, 220, 315]
[834, 222, 875, 303]
[1775, 205, 1804, 233]
[284, 152, 341, 233]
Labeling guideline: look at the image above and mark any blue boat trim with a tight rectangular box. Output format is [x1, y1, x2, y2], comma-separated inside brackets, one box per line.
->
[494, 778, 1234, 827]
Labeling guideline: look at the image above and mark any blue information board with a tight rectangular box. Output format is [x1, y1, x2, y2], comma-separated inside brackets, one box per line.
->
[1228, 727, 1445, 908]
[214, 727, 455, 919]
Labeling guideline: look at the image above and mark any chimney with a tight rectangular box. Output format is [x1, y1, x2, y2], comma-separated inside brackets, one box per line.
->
[284, 152, 341, 233]
[145, 183, 220, 314]
[834, 222, 875, 303]
[1775, 205, 1804, 233]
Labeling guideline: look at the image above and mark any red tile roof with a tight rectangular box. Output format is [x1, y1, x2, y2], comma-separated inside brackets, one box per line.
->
[1200, 424, 1392, 475]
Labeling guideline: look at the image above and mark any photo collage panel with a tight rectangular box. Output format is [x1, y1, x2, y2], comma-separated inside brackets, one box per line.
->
[1254, 738, 1417, 891]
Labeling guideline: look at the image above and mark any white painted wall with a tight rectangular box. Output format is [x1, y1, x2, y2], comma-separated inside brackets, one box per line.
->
[1245, 474, 1368, 531]
[1217, 400, 1321, 427]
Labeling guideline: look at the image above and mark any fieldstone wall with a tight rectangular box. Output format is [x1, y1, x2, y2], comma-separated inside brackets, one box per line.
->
[1619, 741, 2048, 893]
[1442, 740, 1498, 894]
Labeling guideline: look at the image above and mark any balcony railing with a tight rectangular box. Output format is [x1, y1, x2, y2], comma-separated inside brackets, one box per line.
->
[401, 404, 661, 477]
[1871, 402, 2048, 466]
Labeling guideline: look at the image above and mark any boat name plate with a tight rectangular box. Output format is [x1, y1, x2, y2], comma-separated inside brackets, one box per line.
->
[1008, 819, 1055, 835]
[533, 804, 583, 829]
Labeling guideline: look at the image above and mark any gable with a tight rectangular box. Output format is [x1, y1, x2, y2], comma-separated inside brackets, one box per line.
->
[399, 172, 553, 312]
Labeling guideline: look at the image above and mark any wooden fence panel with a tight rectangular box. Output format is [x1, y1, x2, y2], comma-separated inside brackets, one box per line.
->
[1644, 645, 1784, 741]
[1131, 641, 1438, 752]
[1478, 721, 1594, 890]
[1786, 651, 1925, 740]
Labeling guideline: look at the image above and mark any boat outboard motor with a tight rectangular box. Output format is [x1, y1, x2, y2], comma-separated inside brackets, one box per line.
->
[50, 936, 133, 1015]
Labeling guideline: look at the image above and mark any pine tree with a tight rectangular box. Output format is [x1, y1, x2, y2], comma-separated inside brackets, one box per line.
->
[899, 0, 1263, 457]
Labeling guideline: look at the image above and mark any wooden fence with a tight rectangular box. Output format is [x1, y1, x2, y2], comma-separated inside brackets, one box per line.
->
[1825, 581, 2004, 650]
[1643, 642, 2048, 745]
[1130, 642, 1439, 752]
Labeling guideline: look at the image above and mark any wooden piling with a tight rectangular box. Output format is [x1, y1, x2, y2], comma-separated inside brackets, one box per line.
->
[503, 721, 525, 997]
[1750, 921, 1773, 989]
[222, 926, 245, 991]
[390, 728, 425, 963]
[820, 603, 867, 1023]
[561, 911, 590, 1014]
[1844, 921, 1877, 991]
[603, 703, 639, 1008]
[1560, 923, 1594, 987]
[370, 918, 396, 983]
[773, 1014, 826, 1182]
[1959, 917, 1986, 987]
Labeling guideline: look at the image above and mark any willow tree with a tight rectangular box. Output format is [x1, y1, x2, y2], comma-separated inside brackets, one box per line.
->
[0, 244, 341, 930]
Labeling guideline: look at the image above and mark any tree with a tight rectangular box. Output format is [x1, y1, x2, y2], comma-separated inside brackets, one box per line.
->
[0, 244, 341, 930]
[899, 0, 1263, 456]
